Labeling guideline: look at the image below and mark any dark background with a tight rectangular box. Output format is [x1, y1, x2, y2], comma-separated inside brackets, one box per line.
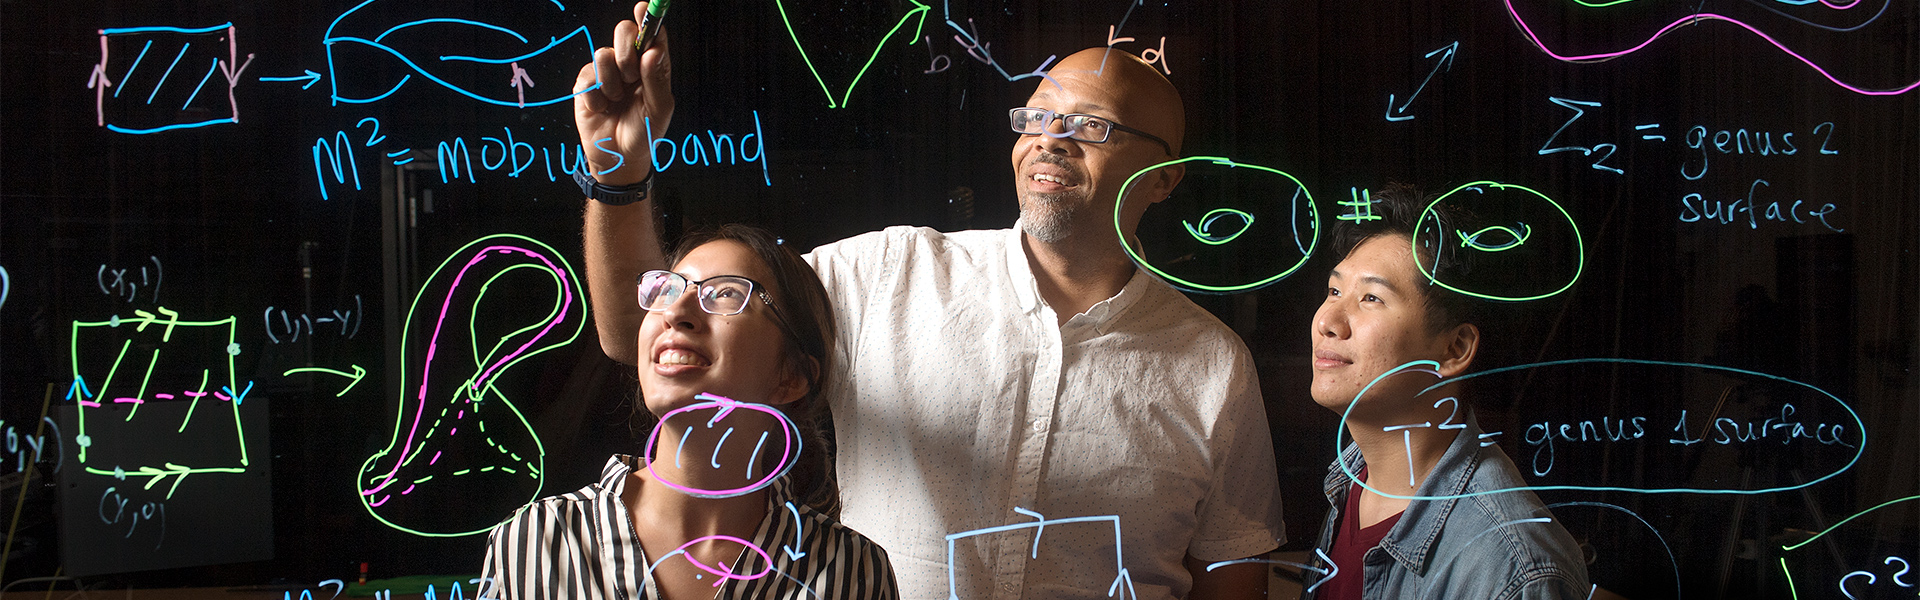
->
[3, 0, 1917, 596]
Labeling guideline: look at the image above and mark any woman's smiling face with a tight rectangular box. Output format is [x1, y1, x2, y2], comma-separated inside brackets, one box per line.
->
[637, 239, 804, 416]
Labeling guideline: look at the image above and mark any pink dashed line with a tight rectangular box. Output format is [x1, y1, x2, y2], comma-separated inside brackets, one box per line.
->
[184, 390, 208, 398]
[379, 245, 572, 490]
[79, 400, 102, 408]
[155, 393, 175, 399]
[387, 396, 428, 480]
[401, 484, 416, 495]
[464, 247, 574, 387]
[214, 392, 231, 401]
[369, 494, 391, 507]
[448, 427, 458, 437]
[457, 410, 466, 420]
[113, 397, 143, 405]
[429, 451, 443, 465]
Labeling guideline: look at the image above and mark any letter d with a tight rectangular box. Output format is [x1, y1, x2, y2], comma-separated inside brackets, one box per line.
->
[744, 110, 770, 186]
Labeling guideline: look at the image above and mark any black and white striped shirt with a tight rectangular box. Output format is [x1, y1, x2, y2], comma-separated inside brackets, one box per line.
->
[479, 455, 898, 600]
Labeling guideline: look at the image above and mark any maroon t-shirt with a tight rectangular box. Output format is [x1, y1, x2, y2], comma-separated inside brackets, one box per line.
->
[1318, 468, 1403, 600]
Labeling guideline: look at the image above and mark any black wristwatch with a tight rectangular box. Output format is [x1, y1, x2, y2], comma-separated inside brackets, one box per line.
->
[575, 168, 653, 206]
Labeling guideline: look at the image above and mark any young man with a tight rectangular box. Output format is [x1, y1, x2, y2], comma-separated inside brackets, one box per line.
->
[567, 5, 1285, 598]
[1303, 184, 1589, 599]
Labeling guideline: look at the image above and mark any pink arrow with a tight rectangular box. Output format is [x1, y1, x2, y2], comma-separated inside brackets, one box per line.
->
[88, 34, 112, 126]
[216, 26, 254, 124]
[508, 62, 533, 108]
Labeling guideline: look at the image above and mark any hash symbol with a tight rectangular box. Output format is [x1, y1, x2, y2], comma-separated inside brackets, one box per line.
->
[1338, 187, 1381, 222]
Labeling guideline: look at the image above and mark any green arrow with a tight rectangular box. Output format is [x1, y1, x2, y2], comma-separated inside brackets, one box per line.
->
[283, 365, 369, 397]
[776, 0, 931, 108]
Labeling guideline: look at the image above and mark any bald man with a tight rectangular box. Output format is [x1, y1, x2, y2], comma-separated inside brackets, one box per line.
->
[571, 7, 1284, 597]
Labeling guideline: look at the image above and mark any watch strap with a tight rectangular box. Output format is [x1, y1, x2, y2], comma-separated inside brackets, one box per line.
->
[575, 168, 653, 206]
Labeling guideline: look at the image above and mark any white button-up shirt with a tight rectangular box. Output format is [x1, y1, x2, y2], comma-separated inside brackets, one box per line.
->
[806, 226, 1285, 600]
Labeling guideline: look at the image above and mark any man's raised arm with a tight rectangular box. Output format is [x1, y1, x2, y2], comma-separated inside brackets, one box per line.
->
[571, 1, 674, 365]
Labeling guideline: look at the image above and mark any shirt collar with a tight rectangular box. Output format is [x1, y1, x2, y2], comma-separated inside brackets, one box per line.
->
[1007, 222, 1153, 332]
[1004, 224, 1040, 314]
[607, 454, 640, 489]
[1376, 416, 1484, 574]
[1069, 269, 1155, 335]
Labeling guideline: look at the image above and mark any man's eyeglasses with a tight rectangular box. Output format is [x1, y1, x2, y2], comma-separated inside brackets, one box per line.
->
[1008, 107, 1174, 157]
[636, 270, 799, 340]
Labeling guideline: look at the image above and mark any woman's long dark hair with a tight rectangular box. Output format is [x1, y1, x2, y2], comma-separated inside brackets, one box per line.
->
[649, 223, 841, 512]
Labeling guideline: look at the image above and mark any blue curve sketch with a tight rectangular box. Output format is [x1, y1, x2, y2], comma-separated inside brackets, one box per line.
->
[101, 24, 232, 35]
[1182, 208, 1255, 245]
[1544, 502, 1683, 600]
[1457, 223, 1531, 252]
[937, 0, 1148, 88]
[1744, 0, 1895, 33]
[322, 0, 599, 108]
[944, 509, 1137, 600]
[96, 23, 244, 135]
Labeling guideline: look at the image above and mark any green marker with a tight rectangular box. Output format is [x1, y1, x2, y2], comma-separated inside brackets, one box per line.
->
[633, 0, 672, 52]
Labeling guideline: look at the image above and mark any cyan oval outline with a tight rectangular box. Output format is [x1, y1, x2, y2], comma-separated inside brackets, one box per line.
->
[1335, 358, 1866, 500]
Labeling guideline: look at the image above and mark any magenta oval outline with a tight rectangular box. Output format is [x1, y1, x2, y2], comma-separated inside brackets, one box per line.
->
[669, 534, 775, 583]
[643, 393, 800, 498]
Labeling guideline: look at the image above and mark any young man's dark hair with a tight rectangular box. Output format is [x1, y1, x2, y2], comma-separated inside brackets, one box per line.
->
[1328, 182, 1482, 337]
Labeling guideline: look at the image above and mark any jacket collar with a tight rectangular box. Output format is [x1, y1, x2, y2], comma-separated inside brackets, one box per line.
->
[1321, 416, 1485, 576]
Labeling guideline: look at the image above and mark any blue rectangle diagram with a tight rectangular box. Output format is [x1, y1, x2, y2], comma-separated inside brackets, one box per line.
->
[92, 23, 249, 134]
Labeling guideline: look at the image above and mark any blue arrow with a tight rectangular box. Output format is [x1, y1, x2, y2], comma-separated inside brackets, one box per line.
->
[260, 70, 323, 90]
[1206, 547, 1336, 594]
[782, 502, 808, 560]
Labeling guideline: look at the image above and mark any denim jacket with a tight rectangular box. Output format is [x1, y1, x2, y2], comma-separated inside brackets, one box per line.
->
[1302, 417, 1589, 600]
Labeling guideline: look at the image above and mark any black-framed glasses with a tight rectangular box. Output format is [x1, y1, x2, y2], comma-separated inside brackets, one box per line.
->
[637, 270, 797, 333]
[639, 270, 813, 354]
[1008, 107, 1174, 157]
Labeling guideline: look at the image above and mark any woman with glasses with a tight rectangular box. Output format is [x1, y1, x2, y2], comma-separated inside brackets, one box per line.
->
[480, 224, 898, 600]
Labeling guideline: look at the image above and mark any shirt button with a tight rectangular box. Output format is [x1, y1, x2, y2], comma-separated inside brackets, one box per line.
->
[1030, 419, 1047, 433]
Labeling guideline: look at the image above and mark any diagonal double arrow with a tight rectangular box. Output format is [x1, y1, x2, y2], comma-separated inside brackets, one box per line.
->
[1385, 41, 1458, 122]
